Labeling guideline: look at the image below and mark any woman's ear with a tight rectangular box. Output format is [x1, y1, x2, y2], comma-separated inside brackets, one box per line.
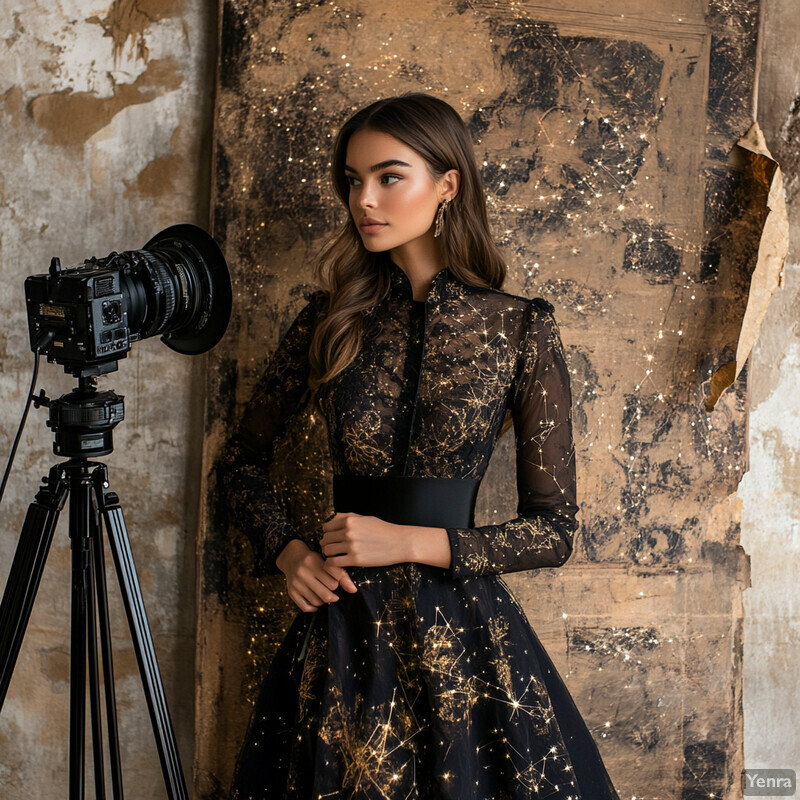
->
[440, 168, 460, 201]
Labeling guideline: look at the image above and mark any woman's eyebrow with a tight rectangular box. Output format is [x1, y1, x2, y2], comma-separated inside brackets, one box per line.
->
[344, 159, 412, 174]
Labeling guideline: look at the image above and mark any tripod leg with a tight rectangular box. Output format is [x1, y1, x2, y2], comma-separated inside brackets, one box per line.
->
[69, 473, 92, 800]
[95, 480, 188, 800]
[91, 512, 124, 800]
[86, 532, 107, 800]
[0, 467, 68, 709]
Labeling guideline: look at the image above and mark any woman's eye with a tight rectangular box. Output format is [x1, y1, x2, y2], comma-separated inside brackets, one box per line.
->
[346, 174, 401, 187]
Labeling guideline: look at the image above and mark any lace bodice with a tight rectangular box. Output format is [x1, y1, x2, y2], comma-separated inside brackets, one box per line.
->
[216, 255, 578, 580]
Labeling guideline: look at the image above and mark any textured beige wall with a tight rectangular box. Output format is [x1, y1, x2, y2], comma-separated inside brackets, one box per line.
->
[199, 2, 762, 798]
[740, 0, 800, 780]
[0, 2, 215, 797]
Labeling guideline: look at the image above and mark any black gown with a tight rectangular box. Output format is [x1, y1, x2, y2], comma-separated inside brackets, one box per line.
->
[216, 255, 620, 800]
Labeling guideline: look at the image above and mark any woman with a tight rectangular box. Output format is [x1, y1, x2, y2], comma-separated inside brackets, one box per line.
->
[217, 92, 620, 799]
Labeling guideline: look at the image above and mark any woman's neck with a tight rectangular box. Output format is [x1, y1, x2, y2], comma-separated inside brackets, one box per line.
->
[388, 237, 445, 301]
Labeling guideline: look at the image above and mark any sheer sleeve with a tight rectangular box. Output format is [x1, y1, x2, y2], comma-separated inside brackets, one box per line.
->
[444, 298, 579, 580]
[216, 289, 327, 577]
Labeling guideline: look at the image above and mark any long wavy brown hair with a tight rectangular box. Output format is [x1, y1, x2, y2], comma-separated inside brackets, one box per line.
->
[308, 92, 511, 431]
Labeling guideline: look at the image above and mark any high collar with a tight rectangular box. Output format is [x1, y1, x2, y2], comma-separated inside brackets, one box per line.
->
[386, 257, 452, 305]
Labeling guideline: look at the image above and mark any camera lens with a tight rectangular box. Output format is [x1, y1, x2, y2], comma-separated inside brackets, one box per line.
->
[120, 224, 231, 355]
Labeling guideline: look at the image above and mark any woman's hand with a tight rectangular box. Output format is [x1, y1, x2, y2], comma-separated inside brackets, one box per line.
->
[320, 512, 409, 568]
[276, 539, 358, 613]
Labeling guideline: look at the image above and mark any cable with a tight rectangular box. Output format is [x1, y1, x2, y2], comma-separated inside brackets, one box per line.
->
[0, 331, 55, 507]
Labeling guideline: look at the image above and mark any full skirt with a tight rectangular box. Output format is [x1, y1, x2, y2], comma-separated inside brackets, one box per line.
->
[229, 564, 620, 800]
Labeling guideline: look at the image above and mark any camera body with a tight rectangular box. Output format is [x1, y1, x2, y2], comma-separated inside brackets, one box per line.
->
[25, 256, 134, 377]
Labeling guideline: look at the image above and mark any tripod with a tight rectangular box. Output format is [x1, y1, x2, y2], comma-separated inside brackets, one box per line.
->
[0, 377, 187, 799]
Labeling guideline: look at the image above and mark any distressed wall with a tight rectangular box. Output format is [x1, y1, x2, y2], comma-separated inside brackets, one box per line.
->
[0, 2, 216, 797]
[740, 0, 800, 782]
[199, 1, 762, 798]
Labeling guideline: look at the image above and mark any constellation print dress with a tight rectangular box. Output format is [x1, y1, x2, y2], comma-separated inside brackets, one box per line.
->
[217, 254, 620, 800]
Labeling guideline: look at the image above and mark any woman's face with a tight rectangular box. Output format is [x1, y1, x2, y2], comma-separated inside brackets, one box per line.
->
[344, 128, 446, 253]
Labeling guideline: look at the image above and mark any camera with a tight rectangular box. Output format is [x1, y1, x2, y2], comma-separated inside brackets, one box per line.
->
[25, 223, 231, 378]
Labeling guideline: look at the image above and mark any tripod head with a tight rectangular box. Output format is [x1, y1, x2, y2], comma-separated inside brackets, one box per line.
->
[33, 375, 124, 459]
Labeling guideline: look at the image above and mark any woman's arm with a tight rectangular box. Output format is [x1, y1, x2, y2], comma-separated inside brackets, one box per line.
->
[405, 526, 451, 569]
[441, 300, 578, 579]
[215, 289, 328, 577]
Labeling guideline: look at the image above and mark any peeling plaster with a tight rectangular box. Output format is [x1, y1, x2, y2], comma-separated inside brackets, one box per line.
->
[29, 57, 183, 147]
[87, 0, 186, 63]
[124, 151, 185, 197]
[0, 85, 24, 118]
[124, 123, 186, 198]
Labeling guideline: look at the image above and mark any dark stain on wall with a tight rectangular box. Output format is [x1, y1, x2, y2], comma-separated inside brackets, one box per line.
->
[565, 344, 598, 436]
[622, 220, 682, 283]
[627, 521, 688, 565]
[701, 540, 750, 581]
[706, 0, 760, 138]
[681, 739, 727, 800]
[218, 2, 249, 89]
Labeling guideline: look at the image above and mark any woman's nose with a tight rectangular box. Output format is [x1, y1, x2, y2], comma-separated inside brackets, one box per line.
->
[356, 182, 376, 208]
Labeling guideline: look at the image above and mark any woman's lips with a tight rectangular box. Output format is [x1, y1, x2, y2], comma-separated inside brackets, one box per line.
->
[360, 223, 387, 233]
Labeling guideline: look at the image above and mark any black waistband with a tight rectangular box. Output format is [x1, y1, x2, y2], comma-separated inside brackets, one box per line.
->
[332, 475, 479, 529]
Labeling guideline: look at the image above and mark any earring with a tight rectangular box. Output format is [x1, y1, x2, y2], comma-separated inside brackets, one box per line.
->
[433, 197, 452, 238]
